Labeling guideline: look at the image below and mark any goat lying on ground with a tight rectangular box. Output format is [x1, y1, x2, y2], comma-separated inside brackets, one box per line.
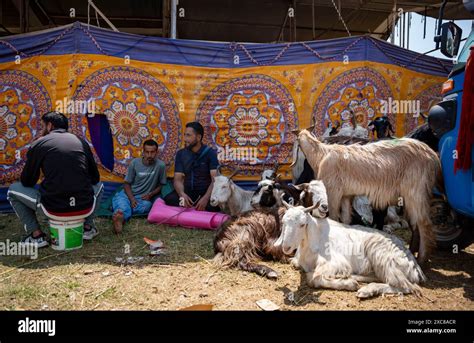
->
[213, 206, 290, 279]
[293, 129, 443, 263]
[213, 174, 295, 279]
[210, 163, 282, 215]
[275, 180, 426, 298]
[210, 166, 254, 216]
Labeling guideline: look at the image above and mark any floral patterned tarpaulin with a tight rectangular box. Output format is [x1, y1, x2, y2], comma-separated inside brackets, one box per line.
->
[0, 22, 452, 186]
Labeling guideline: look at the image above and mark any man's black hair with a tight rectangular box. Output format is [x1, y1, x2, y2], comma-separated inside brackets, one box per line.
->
[42, 111, 68, 130]
[143, 139, 159, 149]
[186, 121, 204, 141]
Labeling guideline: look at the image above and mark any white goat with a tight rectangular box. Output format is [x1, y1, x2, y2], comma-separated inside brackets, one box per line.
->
[261, 161, 280, 181]
[275, 180, 426, 298]
[352, 196, 409, 233]
[210, 167, 254, 216]
[337, 124, 369, 139]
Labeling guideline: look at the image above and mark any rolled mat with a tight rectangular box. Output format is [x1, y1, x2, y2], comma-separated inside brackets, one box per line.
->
[147, 198, 230, 230]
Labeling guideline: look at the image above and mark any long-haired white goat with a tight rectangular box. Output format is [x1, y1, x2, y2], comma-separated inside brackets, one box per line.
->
[275, 180, 426, 298]
[292, 129, 443, 263]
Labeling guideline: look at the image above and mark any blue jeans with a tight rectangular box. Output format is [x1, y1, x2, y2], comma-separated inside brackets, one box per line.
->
[112, 190, 152, 221]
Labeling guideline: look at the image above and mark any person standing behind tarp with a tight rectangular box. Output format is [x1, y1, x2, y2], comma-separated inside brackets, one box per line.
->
[164, 122, 220, 212]
[7, 111, 104, 248]
[112, 139, 167, 234]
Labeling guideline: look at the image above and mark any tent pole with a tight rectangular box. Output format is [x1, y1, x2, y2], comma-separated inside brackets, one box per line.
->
[88, 0, 118, 32]
[423, 6, 427, 39]
[402, 11, 405, 48]
[407, 12, 410, 49]
[293, 0, 296, 42]
[277, 8, 289, 42]
[162, 0, 170, 37]
[390, 0, 396, 44]
[171, 0, 177, 39]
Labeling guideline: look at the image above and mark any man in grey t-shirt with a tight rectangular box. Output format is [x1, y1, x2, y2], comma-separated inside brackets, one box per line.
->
[112, 139, 167, 233]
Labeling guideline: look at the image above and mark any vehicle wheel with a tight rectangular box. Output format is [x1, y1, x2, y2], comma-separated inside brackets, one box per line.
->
[431, 196, 474, 251]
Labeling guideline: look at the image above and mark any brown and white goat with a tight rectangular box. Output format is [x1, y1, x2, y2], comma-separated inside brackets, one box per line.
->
[213, 206, 290, 279]
[293, 130, 443, 263]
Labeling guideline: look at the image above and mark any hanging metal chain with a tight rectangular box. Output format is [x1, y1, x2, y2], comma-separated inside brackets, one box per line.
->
[330, 0, 351, 37]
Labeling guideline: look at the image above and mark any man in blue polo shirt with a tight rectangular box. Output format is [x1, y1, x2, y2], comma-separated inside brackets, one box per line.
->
[164, 122, 219, 212]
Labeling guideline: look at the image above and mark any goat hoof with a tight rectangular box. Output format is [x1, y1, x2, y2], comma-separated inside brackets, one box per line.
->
[267, 271, 278, 279]
[356, 289, 371, 299]
[356, 288, 373, 299]
[345, 279, 360, 291]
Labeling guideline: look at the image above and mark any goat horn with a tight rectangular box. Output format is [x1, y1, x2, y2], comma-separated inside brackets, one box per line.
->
[303, 203, 319, 213]
[290, 138, 301, 168]
[216, 165, 224, 176]
[272, 161, 280, 172]
[280, 193, 292, 209]
[228, 167, 240, 179]
[307, 124, 315, 132]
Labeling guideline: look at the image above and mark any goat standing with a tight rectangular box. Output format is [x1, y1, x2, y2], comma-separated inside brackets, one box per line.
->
[293, 129, 443, 263]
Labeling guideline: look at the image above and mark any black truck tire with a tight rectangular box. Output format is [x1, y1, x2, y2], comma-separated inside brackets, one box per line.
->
[431, 196, 474, 251]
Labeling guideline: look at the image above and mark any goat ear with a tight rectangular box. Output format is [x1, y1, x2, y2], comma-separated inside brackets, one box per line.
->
[293, 183, 309, 191]
[290, 128, 301, 135]
[280, 193, 292, 209]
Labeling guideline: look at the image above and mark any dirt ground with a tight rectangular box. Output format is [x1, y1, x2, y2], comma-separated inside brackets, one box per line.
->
[0, 214, 472, 311]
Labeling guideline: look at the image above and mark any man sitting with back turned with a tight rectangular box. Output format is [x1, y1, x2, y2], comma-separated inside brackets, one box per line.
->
[7, 111, 103, 247]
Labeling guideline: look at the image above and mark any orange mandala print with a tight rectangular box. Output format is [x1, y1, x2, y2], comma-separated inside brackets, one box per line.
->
[0, 70, 51, 184]
[72, 66, 181, 177]
[312, 67, 393, 136]
[196, 74, 298, 175]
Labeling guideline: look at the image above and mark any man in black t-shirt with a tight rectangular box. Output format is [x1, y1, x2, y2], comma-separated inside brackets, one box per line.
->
[164, 122, 219, 212]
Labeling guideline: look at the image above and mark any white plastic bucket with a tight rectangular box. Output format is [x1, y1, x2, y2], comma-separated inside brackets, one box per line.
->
[49, 219, 84, 251]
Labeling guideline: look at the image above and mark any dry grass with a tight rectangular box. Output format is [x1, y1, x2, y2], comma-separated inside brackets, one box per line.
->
[0, 214, 472, 311]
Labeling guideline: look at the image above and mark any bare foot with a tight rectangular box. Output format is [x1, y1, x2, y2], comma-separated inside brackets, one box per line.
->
[112, 210, 124, 234]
